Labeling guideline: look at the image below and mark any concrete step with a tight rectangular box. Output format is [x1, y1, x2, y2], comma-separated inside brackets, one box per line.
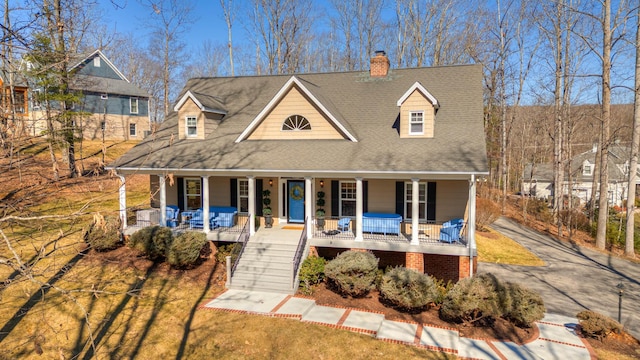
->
[245, 241, 298, 251]
[231, 272, 292, 284]
[240, 248, 297, 258]
[226, 282, 293, 294]
[234, 262, 292, 273]
[237, 252, 295, 262]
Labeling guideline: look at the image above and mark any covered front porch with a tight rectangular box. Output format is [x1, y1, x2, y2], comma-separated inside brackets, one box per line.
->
[115, 172, 479, 255]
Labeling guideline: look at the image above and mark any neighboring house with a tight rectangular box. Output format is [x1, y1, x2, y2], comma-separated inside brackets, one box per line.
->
[0, 69, 29, 120]
[28, 50, 151, 140]
[522, 144, 640, 207]
[109, 52, 488, 285]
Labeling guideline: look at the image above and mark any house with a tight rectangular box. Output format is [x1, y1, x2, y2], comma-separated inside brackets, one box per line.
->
[109, 52, 488, 288]
[522, 144, 639, 207]
[0, 69, 30, 122]
[28, 50, 151, 140]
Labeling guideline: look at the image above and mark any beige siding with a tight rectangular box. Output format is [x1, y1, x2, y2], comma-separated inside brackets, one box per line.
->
[30, 110, 150, 140]
[208, 177, 230, 206]
[435, 180, 468, 222]
[399, 90, 435, 138]
[248, 86, 344, 140]
[367, 179, 396, 213]
[177, 99, 206, 140]
[150, 175, 159, 208]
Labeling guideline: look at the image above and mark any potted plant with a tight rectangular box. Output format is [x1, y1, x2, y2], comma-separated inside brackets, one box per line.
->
[262, 189, 273, 228]
[316, 191, 325, 230]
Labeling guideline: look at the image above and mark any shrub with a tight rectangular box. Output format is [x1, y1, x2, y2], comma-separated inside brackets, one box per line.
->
[432, 277, 454, 305]
[84, 214, 122, 252]
[439, 273, 501, 324]
[476, 198, 500, 231]
[525, 198, 553, 223]
[379, 267, 439, 310]
[324, 250, 379, 297]
[167, 232, 208, 268]
[577, 310, 622, 340]
[215, 243, 242, 264]
[127, 226, 174, 260]
[298, 256, 327, 295]
[502, 282, 545, 327]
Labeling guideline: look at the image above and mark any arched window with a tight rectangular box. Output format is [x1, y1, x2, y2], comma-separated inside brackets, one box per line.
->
[282, 115, 311, 131]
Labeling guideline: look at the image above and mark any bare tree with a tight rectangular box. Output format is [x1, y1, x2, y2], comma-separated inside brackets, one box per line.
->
[219, 0, 235, 76]
[625, 5, 639, 258]
[141, 0, 194, 120]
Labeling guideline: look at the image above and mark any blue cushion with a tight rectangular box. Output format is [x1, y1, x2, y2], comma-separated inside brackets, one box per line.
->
[439, 226, 460, 243]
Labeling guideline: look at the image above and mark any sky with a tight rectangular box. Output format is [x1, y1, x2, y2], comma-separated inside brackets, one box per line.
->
[99, 0, 231, 54]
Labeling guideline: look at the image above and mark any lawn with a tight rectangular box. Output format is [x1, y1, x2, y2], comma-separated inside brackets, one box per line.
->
[476, 227, 546, 266]
[0, 139, 449, 359]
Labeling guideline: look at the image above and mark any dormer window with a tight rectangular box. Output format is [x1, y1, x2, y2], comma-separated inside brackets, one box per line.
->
[93, 57, 101, 67]
[282, 115, 311, 131]
[186, 116, 197, 137]
[409, 111, 424, 135]
[583, 164, 592, 176]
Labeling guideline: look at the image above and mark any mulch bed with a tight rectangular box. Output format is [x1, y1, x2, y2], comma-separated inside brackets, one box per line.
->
[307, 284, 536, 345]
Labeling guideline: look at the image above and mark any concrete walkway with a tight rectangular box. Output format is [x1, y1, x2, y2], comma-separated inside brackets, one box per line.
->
[202, 289, 594, 359]
[481, 217, 640, 340]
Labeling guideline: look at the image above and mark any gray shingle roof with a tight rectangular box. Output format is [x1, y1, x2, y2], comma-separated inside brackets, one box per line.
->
[71, 74, 149, 97]
[110, 65, 488, 176]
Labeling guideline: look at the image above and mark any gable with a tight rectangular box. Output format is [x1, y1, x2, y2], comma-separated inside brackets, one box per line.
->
[247, 86, 345, 140]
[71, 51, 127, 81]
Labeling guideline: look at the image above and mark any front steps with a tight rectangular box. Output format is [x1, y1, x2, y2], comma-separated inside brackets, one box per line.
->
[228, 237, 300, 294]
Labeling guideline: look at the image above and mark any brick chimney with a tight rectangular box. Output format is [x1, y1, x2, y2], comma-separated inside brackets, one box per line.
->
[370, 50, 390, 78]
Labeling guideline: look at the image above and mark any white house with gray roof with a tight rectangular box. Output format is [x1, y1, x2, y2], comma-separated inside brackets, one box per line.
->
[522, 144, 640, 207]
[109, 52, 488, 290]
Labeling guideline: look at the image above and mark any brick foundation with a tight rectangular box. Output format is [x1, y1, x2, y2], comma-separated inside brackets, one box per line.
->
[405, 252, 424, 273]
[424, 254, 477, 283]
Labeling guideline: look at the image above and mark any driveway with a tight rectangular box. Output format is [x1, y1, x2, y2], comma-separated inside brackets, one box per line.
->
[479, 217, 640, 340]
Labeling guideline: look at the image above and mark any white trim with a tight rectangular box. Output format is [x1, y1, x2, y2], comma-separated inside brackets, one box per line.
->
[69, 50, 130, 83]
[173, 90, 227, 114]
[184, 177, 202, 210]
[185, 115, 198, 137]
[409, 110, 424, 135]
[235, 76, 358, 143]
[396, 81, 439, 108]
[130, 97, 139, 114]
[339, 180, 357, 217]
[100, 93, 108, 100]
[238, 178, 249, 212]
[129, 123, 137, 137]
[404, 181, 427, 220]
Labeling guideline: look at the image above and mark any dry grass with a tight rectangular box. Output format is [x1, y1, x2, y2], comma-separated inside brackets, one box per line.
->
[476, 227, 546, 266]
[0, 139, 450, 359]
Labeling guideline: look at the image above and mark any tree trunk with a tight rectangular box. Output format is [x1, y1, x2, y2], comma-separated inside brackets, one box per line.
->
[624, 6, 640, 258]
[596, 0, 612, 250]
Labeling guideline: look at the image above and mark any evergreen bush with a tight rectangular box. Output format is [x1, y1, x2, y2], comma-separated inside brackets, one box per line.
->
[439, 273, 501, 324]
[298, 256, 326, 295]
[84, 214, 122, 252]
[577, 310, 622, 340]
[379, 267, 439, 310]
[502, 282, 545, 327]
[167, 232, 208, 268]
[127, 225, 174, 260]
[215, 243, 242, 264]
[324, 250, 379, 297]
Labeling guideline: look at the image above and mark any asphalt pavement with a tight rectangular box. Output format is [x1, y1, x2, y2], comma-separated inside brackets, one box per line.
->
[480, 217, 640, 340]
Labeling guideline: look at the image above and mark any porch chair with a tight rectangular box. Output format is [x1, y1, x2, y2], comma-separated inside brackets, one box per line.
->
[337, 217, 351, 232]
[439, 218, 464, 243]
[188, 209, 205, 229]
[166, 205, 180, 228]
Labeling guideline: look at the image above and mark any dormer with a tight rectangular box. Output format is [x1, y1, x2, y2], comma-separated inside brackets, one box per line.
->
[582, 160, 593, 176]
[396, 82, 439, 138]
[174, 91, 227, 140]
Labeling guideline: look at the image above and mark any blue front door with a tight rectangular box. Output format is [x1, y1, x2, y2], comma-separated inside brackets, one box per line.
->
[288, 181, 305, 223]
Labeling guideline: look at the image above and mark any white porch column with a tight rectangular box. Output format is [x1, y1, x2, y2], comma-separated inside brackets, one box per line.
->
[248, 176, 256, 236]
[355, 177, 363, 241]
[118, 175, 127, 229]
[411, 178, 420, 245]
[159, 175, 167, 226]
[305, 177, 313, 239]
[202, 175, 210, 232]
[469, 174, 477, 277]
